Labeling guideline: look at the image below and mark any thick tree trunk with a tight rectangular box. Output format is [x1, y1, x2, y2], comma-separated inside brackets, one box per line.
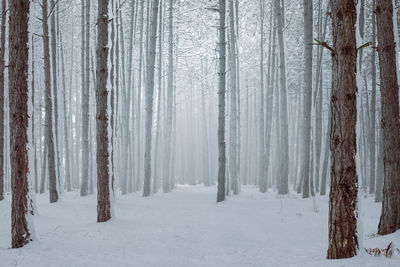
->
[0, 0, 6, 201]
[96, 0, 111, 223]
[375, 0, 400, 235]
[327, 0, 358, 259]
[43, 0, 58, 203]
[216, 0, 227, 202]
[9, 0, 32, 248]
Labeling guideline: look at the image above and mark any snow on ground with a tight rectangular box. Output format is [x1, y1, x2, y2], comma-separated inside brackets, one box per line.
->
[0, 186, 399, 267]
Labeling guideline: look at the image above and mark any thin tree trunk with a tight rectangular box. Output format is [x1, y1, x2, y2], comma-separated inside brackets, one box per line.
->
[43, 0, 58, 203]
[300, 0, 313, 198]
[327, 0, 358, 259]
[50, 0, 61, 191]
[376, 0, 400, 235]
[216, 0, 227, 202]
[9, 0, 32, 248]
[143, 0, 159, 197]
[275, 0, 289, 195]
[80, 0, 90, 196]
[369, 0, 377, 195]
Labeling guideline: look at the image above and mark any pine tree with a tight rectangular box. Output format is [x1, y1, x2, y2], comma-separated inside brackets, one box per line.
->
[327, 0, 358, 259]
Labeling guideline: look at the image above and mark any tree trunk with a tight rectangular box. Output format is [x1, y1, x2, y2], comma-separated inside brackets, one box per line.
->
[369, 0, 377, 195]
[96, 0, 111, 223]
[375, 0, 400, 235]
[163, 0, 173, 193]
[143, 0, 159, 197]
[275, 0, 289, 195]
[257, 0, 267, 194]
[50, 0, 61, 191]
[228, 0, 238, 195]
[300, 0, 312, 198]
[327, 0, 358, 259]
[216, 0, 227, 202]
[80, 0, 90, 196]
[0, 0, 6, 201]
[9, 0, 32, 248]
[43, 0, 58, 203]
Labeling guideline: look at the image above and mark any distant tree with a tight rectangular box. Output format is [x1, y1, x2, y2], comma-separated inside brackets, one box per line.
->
[96, 0, 111, 223]
[217, 0, 227, 202]
[300, 0, 312, 199]
[275, 0, 289, 195]
[9, 0, 33, 248]
[327, 0, 358, 259]
[375, 0, 400, 236]
[143, 0, 160, 197]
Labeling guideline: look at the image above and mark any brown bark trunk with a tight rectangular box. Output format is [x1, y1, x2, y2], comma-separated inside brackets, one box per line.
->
[43, 0, 58, 203]
[327, 0, 358, 259]
[0, 0, 6, 201]
[9, 0, 32, 248]
[96, 0, 111, 223]
[375, 0, 400, 236]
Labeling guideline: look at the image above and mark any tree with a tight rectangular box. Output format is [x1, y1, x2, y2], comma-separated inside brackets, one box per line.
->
[216, 0, 227, 203]
[0, 0, 6, 201]
[375, 0, 400, 236]
[143, 0, 160, 197]
[327, 0, 358, 259]
[50, 0, 61, 190]
[96, 0, 111, 223]
[275, 0, 289, 195]
[81, 0, 90, 196]
[43, 0, 58, 203]
[300, 0, 312, 198]
[258, 0, 267, 194]
[9, 0, 33, 248]
[163, 0, 174, 193]
[228, 0, 238, 195]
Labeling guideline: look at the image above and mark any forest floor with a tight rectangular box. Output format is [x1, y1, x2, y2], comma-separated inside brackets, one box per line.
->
[0, 185, 399, 267]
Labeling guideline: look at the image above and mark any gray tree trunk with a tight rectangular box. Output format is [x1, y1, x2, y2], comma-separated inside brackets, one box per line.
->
[43, 0, 58, 203]
[275, 0, 289, 195]
[216, 0, 227, 202]
[143, 0, 160, 197]
[300, 0, 312, 198]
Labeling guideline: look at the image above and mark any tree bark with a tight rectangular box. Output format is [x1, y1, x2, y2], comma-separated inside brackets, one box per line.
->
[9, 0, 32, 248]
[96, 0, 111, 223]
[327, 0, 358, 259]
[0, 0, 6, 201]
[375, 0, 400, 235]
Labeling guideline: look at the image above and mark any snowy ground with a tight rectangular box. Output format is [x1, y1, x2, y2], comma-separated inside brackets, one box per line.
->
[1, 186, 399, 267]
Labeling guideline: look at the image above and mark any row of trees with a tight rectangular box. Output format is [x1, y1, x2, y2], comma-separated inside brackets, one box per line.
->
[1, 0, 400, 260]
